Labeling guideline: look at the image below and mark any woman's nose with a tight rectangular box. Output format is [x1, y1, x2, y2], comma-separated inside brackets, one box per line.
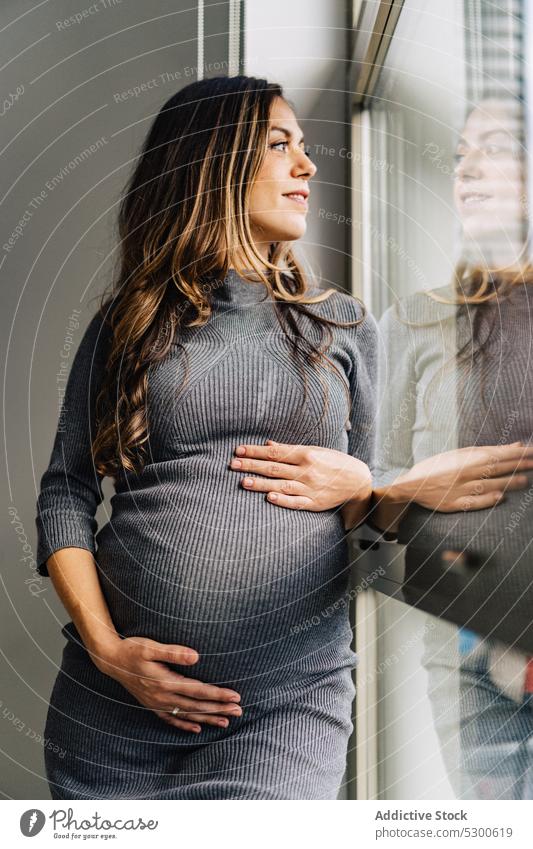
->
[292, 149, 317, 178]
[456, 146, 484, 179]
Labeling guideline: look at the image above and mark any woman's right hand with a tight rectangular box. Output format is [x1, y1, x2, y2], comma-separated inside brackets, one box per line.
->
[92, 636, 243, 734]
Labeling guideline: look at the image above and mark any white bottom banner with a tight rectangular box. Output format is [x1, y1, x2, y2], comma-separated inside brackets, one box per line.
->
[4, 800, 531, 848]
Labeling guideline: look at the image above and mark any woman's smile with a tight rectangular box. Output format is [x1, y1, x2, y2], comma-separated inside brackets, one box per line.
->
[281, 187, 310, 208]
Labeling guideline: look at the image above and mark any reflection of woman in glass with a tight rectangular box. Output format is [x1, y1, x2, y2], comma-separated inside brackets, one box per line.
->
[36, 75, 384, 800]
[372, 98, 533, 798]
[437, 94, 533, 799]
[215, 93, 533, 800]
[372, 94, 533, 800]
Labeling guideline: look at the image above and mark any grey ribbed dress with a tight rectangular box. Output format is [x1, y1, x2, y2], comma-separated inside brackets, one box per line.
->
[35, 269, 377, 800]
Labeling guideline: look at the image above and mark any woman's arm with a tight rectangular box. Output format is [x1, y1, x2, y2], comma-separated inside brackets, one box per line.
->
[45, 546, 123, 664]
[339, 304, 378, 530]
[339, 469, 373, 531]
[35, 309, 110, 577]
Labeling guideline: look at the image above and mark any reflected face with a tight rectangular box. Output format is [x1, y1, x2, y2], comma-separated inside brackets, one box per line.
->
[453, 99, 526, 253]
[247, 96, 317, 245]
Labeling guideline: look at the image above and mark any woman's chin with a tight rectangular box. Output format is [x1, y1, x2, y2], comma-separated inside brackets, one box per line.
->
[461, 224, 525, 261]
[271, 222, 308, 242]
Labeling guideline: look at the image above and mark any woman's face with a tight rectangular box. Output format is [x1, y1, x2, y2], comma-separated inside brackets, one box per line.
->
[453, 98, 526, 259]
[247, 96, 317, 247]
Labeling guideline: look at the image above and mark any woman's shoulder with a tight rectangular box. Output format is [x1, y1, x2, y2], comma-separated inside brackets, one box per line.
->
[303, 285, 370, 324]
[83, 302, 111, 335]
[73, 301, 114, 369]
[302, 287, 378, 363]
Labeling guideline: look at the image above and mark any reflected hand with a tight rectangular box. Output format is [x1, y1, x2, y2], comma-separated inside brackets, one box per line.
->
[392, 442, 533, 512]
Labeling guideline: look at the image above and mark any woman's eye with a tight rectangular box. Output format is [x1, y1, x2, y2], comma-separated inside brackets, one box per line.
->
[485, 142, 518, 156]
[269, 140, 312, 157]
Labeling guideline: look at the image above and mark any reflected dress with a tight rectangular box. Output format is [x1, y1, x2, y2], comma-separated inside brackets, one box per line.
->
[376, 284, 533, 799]
[35, 269, 377, 799]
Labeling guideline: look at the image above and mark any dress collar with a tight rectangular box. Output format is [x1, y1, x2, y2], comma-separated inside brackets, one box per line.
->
[208, 268, 272, 306]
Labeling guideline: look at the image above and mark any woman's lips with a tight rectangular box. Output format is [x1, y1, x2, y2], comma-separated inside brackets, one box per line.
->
[459, 190, 493, 206]
[282, 193, 308, 207]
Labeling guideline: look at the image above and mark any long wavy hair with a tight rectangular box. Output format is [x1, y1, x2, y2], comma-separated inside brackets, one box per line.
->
[92, 75, 365, 479]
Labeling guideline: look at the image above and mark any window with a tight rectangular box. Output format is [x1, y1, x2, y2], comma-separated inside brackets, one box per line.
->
[350, 0, 533, 800]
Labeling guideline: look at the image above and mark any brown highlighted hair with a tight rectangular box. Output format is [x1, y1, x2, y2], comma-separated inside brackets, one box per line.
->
[92, 75, 365, 478]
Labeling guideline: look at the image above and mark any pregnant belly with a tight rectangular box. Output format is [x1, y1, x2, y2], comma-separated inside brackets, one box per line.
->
[94, 476, 354, 692]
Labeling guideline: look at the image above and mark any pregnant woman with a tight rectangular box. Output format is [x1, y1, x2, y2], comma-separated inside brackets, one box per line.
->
[35, 75, 379, 800]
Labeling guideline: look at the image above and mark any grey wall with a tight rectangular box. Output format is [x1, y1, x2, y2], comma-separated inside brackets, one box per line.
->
[2, 0, 199, 800]
[2, 0, 350, 799]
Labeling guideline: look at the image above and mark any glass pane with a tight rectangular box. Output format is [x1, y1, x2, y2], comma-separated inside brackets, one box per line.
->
[355, 0, 533, 799]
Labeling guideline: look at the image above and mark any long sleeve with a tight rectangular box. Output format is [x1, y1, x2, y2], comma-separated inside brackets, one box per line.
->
[373, 302, 418, 487]
[35, 308, 111, 577]
[345, 306, 378, 469]
[311, 289, 378, 467]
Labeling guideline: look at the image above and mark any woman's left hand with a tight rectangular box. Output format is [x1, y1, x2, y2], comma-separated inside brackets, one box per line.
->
[229, 439, 372, 522]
